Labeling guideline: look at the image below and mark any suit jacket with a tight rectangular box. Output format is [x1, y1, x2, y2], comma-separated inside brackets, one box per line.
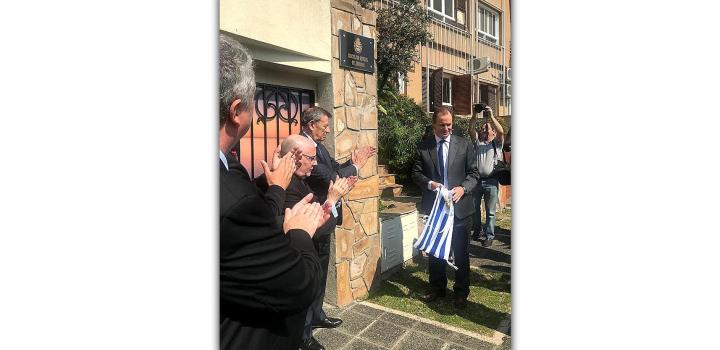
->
[303, 137, 357, 225]
[226, 154, 286, 216]
[255, 174, 338, 240]
[219, 160, 322, 350]
[411, 135, 479, 219]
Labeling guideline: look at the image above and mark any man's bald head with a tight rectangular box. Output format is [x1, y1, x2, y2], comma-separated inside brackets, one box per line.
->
[280, 134, 312, 156]
[280, 135, 317, 178]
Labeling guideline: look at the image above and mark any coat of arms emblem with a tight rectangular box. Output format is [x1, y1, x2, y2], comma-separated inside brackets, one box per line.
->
[353, 37, 363, 55]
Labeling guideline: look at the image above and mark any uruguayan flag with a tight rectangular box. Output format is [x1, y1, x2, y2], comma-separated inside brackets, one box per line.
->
[414, 187, 456, 269]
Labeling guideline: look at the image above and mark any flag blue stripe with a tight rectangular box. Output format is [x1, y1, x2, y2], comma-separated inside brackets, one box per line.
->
[416, 190, 444, 249]
[437, 224, 450, 259]
[421, 207, 445, 251]
[415, 188, 454, 263]
[428, 212, 449, 253]
[434, 215, 452, 260]
[426, 193, 448, 242]
[416, 193, 439, 249]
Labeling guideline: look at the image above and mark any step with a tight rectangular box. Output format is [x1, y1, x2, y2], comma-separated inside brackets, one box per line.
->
[379, 183, 403, 198]
[379, 199, 417, 215]
[379, 173, 397, 185]
[378, 165, 389, 176]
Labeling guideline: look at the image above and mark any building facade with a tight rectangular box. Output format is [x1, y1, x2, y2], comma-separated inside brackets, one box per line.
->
[398, 0, 512, 207]
[399, 0, 511, 118]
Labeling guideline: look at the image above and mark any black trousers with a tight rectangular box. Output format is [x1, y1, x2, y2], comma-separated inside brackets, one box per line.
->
[302, 233, 331, 340]
[428, 215, 471, 298]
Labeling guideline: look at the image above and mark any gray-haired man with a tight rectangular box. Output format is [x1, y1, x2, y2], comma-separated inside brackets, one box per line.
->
[219, 33, 325, 350]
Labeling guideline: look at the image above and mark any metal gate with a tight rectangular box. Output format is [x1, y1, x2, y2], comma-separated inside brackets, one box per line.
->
[232, 83, 315, 179]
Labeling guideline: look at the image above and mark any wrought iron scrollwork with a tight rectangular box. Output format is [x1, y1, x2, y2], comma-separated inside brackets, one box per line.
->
[254, 85, 300, 125]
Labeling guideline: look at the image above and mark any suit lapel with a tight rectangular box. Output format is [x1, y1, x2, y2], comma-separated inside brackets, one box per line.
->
[447, 136, 458, 173]
[428, 138, 440, 178]
[315, 142, 327, 165]
[226, 154, 251, 181]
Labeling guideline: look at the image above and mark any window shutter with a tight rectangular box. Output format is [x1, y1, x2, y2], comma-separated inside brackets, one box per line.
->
[488, 85, 498, 112]
[452, 74, 471, 115]
[480, 84, 489, 104]
[430, 68, 443, 112]
[422, 69, 428, 111]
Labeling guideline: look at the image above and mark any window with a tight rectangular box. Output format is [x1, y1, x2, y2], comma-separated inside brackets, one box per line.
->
[477, 4, 499, 44]
[442, 76, 452, 105]
[398, 72, 406, 94]
[428, 0, 454, 20]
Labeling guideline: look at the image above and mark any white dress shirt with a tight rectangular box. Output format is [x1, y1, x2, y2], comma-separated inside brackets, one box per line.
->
[219, 150, 229, 171]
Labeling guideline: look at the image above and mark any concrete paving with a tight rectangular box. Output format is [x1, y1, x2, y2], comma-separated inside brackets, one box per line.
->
[311, 301, 510, 350]
[318, 196, 512, 350]
[468, 229, 511, 276]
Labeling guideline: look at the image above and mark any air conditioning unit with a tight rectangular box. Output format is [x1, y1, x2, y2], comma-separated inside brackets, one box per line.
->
[470, 57, 490, 74]
[506, 67, 512, 82]
[505, 83, 511, 98]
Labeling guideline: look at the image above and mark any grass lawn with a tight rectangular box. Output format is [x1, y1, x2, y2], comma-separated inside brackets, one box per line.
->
[496, 206, 511, 232]
[366, 208, 511, 336]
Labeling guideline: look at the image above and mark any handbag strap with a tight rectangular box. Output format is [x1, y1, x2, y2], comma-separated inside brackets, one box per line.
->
[491, 140, 500, 163]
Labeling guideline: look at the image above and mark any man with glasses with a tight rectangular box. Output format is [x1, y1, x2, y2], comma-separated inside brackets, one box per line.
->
[256, 134, 356, 350]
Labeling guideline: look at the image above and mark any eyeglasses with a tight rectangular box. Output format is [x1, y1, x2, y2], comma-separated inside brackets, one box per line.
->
[311, 121, 330, 130]
[301, 154, 317, 161]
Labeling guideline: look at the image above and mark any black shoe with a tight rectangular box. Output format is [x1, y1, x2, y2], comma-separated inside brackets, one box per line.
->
[311, 317, 342, 329]
[421, 290, 446, 303]
[300, 337, 325, 350]
[453, 297, 468, 309]
[481, 238, 494, 247]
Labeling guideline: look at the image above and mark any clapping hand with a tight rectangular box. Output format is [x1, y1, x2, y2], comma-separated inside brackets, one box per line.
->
[326, 175, 353, 206]
[270, 146, 302, 171]
[283, 193, 324, 237]
[261, 148, 295, 190]
[351, 145, 377, 168]
[346, 175, 358, 190]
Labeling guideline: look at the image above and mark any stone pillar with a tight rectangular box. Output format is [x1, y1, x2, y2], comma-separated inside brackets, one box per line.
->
[325, 0, 379, 307]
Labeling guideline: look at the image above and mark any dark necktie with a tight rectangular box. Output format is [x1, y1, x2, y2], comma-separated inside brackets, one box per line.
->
[437, 139, 445, 186]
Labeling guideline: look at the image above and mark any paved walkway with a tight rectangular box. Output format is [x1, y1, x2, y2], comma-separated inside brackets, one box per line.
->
[313, 299, 510, 350]
[314, 198, 511, 349]
[469, 227, 511, 276]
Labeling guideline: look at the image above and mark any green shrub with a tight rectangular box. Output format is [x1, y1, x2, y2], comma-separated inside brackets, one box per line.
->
[452, 116, 470, 138]
[378, 93, 430, 183]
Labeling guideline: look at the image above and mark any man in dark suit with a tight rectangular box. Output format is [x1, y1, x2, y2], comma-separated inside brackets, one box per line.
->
[301, 106, 376, 227]
[298, 106, 375, 331]
[411, 106, 479, 309]
[256, 135, 355, 350]
[219, 33, 326, 350]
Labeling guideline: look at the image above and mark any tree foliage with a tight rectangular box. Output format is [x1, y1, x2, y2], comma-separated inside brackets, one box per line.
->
[357, 0, 432, 95]
[377, 92, 430, 183]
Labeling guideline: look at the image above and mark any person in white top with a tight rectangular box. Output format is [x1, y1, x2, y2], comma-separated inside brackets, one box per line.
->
[468, 105, 505, 247]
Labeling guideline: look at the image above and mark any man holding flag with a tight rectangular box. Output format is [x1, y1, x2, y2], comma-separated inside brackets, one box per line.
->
[411, 107, 479, 309]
